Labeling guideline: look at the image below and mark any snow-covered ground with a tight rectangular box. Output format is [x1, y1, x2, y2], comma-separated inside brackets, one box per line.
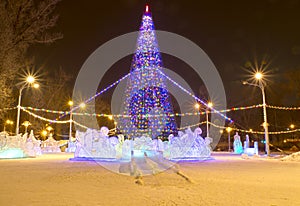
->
[0, 152, 299, 206]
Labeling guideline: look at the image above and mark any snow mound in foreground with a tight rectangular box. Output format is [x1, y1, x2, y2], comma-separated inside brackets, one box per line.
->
[281, 151, 300, 162]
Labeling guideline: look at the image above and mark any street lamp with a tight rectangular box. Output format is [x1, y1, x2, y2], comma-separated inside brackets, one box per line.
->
[206, 102, 213, 137]
[4, 120, 13, 133]
[15, 75, 39, 135]
[79, 102, 86, 109]
[226, 127, 232, 152]
[46, 125, 53, 134]
[22, 121, 31, 134]
[68, 100, 74, 141]
[41, 129, 48, 140]
[108, 115, 113, 121]
[243, 72, 270, 156]
[194, 103, 200, 110]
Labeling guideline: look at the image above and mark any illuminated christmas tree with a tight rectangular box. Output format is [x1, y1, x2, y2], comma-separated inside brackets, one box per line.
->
[119, 5, 177, 139]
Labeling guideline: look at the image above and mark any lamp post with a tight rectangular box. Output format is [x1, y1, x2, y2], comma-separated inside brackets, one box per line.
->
[290, 124, 295, 139]
[15, 76, 39, 135]
[68, 100, 74, 141]
[243, 72, 270, 156]
[206, 102, 213, 137]
[194, 102, 201, 125]
[226, 127, 232, 152]
[22, 121, 31, 134]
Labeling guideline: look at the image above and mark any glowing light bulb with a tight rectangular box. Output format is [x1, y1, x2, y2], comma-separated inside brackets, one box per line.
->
[26, 75, 35, 84]
[255, 72, 263, 80]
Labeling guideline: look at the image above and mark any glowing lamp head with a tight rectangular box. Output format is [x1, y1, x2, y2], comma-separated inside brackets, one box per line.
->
[194, 103, 200, 109]
[108, 115, 113, 120]
[6, 120, 13, 125]
[41, 130, 48, 137]
[207, 102, 213, 108]
[26, 75, 35, 84]
[46, 126, 53, 132]
[290, 124, 295, 129]
[22, 121, 31, 127]
[79, 102, 86, 108]
[33, 83, 39, 89]
[68, 101, 74, 106]
[255, 72, 263, 80]
[226, 127, 232, 132]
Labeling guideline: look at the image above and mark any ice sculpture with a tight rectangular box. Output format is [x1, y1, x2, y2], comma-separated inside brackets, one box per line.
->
[244, 134, 250, 149]
[42, 133, 61, 153]
[233, 132, 243, 154]
[74, 127, 119, 158]
[0, 131, 42, 158]
[244, 141, 259, 156]
[73, 127, 211, 161]
[166, 127, 211, 160]
[24, 130, 42, 156]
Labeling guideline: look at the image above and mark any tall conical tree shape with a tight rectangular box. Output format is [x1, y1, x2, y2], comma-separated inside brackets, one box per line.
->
[119, 5, 177, 139]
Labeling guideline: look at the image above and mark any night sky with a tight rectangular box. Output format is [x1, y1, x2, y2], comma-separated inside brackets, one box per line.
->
[29, 0, 300, 108]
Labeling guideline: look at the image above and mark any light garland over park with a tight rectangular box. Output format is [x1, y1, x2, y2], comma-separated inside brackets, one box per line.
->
[18, 106, 300, 135]
[20, 103, 300, 118]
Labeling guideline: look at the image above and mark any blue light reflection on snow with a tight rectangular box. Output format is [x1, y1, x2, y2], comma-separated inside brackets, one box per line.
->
[0, 148, 25, 159]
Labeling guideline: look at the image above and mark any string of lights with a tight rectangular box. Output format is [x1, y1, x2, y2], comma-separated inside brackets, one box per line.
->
[19, 103, 296, 117]
[208, 121, 300, 135]
[21, 103, 300, 118]
[266, 105, 300, 110]
[0, 107, 17, 112]
[20, 106, 300, 135]
[72, 120, 88, 129]
[21, 108, 70, 124]
[177, 121, 206, 130]
[155, 68, 233, 123]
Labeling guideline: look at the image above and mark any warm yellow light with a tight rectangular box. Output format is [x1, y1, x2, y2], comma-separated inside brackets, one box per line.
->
[46, 126, 53, 132]
[6, 120, 13, 125]
[219, 130, 224, 134]
[261, 122, 269, 127]
[68, 101, 74, 106]
[26, 75, 35, 84]
[226, 127, 232, 133]
[79, 102, 86, 108]
[208, 102, 213, 108]
[108, 115, 113, 120]
[22, 121, 31, 127]
[290, 124, 295, 129]
[41, 130, 48, 136]
[194, 103, 200, 109]
[249, 129, 253, 133]
[255, 72, 263, 80]
[33, 83, 39, 89]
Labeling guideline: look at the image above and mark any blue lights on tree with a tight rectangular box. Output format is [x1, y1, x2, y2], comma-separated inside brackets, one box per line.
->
[119, 5, 177, 139]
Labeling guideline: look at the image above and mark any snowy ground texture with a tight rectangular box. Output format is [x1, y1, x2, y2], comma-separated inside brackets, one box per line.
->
[0, 152, 300, 206]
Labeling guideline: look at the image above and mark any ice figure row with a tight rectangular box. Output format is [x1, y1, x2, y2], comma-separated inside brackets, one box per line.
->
[233, 132, 259, 155]
[74, 126, 212, 160]
[0, 130, 61, 158]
